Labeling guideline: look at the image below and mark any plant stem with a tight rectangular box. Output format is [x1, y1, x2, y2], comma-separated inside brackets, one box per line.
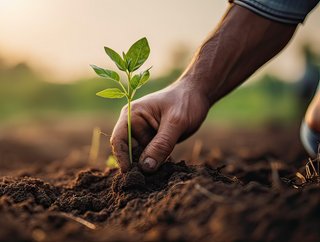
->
[127, 97, 133, 164]
[118, 81, 128, 96]
[126, 71, 133, 165]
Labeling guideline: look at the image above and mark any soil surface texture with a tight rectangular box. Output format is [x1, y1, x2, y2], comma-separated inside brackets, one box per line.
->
[0, 123, 319, 242]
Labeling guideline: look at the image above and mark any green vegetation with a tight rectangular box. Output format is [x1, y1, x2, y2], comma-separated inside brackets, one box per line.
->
[91, 37, 152, 164]
[210, 75, 299, 125]
[0, 60, 300, 127]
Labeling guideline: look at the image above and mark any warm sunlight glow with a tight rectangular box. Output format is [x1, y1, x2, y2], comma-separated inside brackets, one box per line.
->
[0, 0, 319, 81]
[0, 0, 19, 8]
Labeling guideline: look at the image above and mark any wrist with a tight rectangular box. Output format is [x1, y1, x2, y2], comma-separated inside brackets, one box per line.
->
[173, 75, 212, 110]
[176, 74, 215, 107]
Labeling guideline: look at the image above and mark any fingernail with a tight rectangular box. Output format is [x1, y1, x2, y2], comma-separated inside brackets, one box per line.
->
[143, 157, 157, 170]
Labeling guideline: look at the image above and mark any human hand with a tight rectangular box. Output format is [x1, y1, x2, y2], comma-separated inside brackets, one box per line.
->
[110, 80, 210, 173]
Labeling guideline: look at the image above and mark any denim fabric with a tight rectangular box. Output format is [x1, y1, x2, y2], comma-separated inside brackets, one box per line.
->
[230, 0, 319, 24]
[301, 121, 320, 158]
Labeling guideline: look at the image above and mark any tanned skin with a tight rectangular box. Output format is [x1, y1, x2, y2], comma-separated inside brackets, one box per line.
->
[111, 4, 300, 173]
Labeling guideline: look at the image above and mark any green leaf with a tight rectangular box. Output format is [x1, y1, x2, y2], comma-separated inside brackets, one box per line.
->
[96, 88, 126, 99]
[138, 69, 150, 88]
[90, 65, 119, 81]
[122, 51, 128, 69]
[126, 37, 150, 72]
[130, 74, 141, 89]
[130, 67, 152, 90]
[104, 47, 126, 71]
[122, 51, 126, 61]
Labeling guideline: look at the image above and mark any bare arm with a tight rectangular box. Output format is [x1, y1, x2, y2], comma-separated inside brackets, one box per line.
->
[178, 4, 297, 106]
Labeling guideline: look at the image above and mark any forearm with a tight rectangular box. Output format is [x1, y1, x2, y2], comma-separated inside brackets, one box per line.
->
[178, 4, 297, 106]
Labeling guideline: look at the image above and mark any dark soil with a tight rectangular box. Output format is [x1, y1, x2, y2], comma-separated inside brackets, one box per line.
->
[0, 123, 319, 242]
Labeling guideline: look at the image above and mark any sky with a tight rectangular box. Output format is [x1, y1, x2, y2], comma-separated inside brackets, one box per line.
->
[0, 0, 319, 82]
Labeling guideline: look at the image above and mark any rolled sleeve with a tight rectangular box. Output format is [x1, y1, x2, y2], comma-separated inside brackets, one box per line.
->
[229, 0, 319, 24]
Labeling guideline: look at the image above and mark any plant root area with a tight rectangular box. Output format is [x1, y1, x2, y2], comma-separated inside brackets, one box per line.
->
[0, 124, 319, 242]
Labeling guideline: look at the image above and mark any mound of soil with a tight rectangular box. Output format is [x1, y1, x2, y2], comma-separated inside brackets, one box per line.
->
[0, 123, 319, 242]
[0, 159, 319, 242]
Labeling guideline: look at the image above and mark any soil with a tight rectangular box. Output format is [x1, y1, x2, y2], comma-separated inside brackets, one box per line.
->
[0, 122, 319, 242]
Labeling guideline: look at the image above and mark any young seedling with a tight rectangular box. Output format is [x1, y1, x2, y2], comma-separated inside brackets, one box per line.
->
[91, 37, 151, 165]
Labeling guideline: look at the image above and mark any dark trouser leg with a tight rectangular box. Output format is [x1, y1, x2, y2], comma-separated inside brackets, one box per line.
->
[300, 121, 320, 158]
[300, 84, 320, 158]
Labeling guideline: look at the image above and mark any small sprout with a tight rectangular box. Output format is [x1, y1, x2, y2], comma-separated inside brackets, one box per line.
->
[308, 158, 318, 177]
[106, 155, 119, 169]
[305, 158, 320, 182]
[270, 160, 282, 190]
[294, 156, 320, 187]
[89, 127, 101, 164]
[91, 37, 151, 166]
[58, 212, 97, 230]
[295, 172, 306, 183]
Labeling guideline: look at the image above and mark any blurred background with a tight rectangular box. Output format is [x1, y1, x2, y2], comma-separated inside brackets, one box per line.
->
[0, 0, 319, 171]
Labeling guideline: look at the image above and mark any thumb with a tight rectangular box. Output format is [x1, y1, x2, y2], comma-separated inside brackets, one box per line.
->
[139, 120, 182, 173]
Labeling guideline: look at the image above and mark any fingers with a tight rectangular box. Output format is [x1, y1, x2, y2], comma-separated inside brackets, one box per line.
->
[111, 106, 155, 173]
[139, 119, 182, 173]
[112, 101, 183, 174]
[131, 115, 155, 147]
[110, 109, 130, 173]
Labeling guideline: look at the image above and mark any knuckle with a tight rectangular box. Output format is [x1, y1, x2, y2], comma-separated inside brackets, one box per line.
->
[131, 101, 139, 110]
[131, 103, 144, 116]
[110, 135, 127, 152]
[120, 105, 128, 114]
[167, 114, 189, 132]
[151, 134, 174, 154]
[110, 128, 121, 148]
[168, 113, 187, 127]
